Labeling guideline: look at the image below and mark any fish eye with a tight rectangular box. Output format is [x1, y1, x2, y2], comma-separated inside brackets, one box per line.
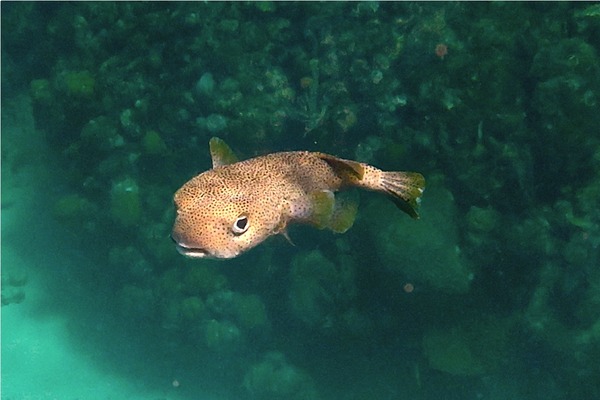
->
[232, 214, 249, 235]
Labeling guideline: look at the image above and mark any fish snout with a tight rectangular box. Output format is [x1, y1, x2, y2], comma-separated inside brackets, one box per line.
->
[170, 231, 209, 258]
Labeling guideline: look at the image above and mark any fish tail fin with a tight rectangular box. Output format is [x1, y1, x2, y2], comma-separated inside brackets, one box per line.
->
[380, 171, 425, 219]
[315, 153, 425, 219]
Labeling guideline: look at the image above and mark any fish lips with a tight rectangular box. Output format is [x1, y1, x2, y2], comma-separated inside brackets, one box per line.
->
[170, 233, 238, 259]
[170, 233, 209, 258]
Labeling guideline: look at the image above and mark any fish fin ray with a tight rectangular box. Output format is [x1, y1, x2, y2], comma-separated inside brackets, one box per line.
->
[380, 172, 425, 219]
[209, 137, 239, 168]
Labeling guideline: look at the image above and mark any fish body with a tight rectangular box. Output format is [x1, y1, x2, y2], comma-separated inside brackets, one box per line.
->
[172, 138, 425, 259]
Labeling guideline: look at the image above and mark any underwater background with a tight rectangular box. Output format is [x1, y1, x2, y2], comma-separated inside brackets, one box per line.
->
[2, 2, 600, 399]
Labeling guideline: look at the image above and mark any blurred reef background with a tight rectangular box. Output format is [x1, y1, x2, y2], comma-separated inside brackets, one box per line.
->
[2, 2, 600, 399]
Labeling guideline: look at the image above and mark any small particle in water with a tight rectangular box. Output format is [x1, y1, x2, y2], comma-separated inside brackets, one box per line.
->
[300, 77, 313, 89]
[172, 379, 180, 388]
[403, 283, 414, 293]
[435, 43, 448, 60]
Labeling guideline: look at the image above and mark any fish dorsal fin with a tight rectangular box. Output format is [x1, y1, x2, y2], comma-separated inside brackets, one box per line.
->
[315, 153, 365, 181]
[209, 137, 239, 168]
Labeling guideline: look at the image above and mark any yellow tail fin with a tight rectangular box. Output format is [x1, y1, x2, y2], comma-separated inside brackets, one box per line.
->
[380, 172, 425, 219]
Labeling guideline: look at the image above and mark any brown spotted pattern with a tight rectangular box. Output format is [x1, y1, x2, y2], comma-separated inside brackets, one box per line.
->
[172, 151, 423, 259]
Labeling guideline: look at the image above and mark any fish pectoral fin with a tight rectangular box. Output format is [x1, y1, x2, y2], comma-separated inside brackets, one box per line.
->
[308, 190, 335, 229]
[306, 190, 357, 233]
[209, 137, 240, 168]
[328, 194, 358, 233]
[316, 153, 365, 181]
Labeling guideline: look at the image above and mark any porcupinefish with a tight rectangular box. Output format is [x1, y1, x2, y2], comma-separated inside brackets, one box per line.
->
[171, 137, 425, 259]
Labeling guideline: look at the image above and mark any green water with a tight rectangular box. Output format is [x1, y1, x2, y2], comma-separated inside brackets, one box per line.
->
[2, 2, 600, 399]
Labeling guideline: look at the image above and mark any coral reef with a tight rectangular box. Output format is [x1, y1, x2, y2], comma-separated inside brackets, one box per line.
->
[110, 177, 142, 227]
[3, 1, 600, 398]
[289, 249, 357, 328]
[243, 352, 319, 400]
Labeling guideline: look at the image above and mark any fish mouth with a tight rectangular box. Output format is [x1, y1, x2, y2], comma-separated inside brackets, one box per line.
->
[175, 244, 208, 258]
[170, 235, 209, 258]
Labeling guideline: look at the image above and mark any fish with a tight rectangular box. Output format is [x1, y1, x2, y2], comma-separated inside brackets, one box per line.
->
[171, 137, 425, 259]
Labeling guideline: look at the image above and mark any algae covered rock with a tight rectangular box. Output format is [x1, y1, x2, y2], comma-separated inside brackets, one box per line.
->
[53, 193, 98, 222]
[141, 130, 168, 155]
[1, 286, 26, 306]
[181, 296, 206, 321]
[234, 293, 269, 331]
[30, 78, 52, 102]
[289, 249, 357, 328]
[423, 316, 514, 376]
[423, 327, 485, 376]
[243, 351, 319, 400]
[110, 177, 142, 227]
[1, 269, 28, 306]
[80, 116, 123, 152]
[206, 289, 269, 332]
[204, 318, 242, 351]
[183, 264, 229, 296]
[364, 175, 474, 293]
[529, 38, 600, 192]
[62, 70, 95, 98]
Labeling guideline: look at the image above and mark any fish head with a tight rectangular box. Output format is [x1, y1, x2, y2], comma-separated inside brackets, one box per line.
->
[171, 171, 284, 259]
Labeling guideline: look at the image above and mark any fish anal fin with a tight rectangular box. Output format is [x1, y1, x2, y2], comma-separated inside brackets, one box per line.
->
[209, 137, 239, 168]
[316, 153, 365, 181]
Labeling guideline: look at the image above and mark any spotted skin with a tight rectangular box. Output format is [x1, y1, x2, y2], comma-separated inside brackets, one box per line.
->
[172, 143, 425, 259]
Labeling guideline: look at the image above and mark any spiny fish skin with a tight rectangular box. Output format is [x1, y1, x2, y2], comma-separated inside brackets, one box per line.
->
[171, 138, 425, 259]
